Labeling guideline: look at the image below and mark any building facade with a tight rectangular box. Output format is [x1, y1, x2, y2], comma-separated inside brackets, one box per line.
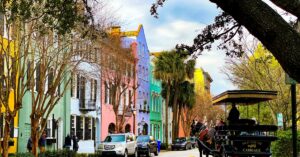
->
[69, 60, 101, 153]
[124, 25, 150, 135]
[18, 76, 71, 152]
[100, 27, 137, 140]
[149, 57, 163, 141]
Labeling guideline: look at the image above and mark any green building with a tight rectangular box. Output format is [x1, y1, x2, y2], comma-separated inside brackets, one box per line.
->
[18, 74, 71, 153]
[149, 59, 163, 141]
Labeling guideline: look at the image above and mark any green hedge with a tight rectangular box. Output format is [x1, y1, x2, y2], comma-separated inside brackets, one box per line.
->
[5, 150, 101, 157]
[160, 143, 168, 150]
[271, 130, 300, 157]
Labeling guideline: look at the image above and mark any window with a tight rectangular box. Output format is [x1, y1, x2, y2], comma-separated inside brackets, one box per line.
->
[48, 68, 54, 90]
[79, 76, 86, 102]
[0, 14, 4, 35]
[93, 80, 97, 102]
[128, 90, 132, 106]
[46, 119, 53, 138]
[92, 118, 96, 140]
[76, 75, 80, 98]
[76, 116, 83, 140]
[124, 89, 127, 106]
[84, 117, 91, 140]
[71, 115, 75, 136]
[71, 73, 77, 97]
[104, 81, 109, 104]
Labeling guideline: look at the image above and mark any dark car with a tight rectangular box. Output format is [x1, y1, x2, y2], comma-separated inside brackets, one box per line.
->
[190, 136, 198, 148]
[136, 135, 158, 157]
[171, 137, 192, 151]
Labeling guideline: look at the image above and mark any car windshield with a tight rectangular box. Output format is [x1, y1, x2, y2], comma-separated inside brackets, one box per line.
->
[175, 138, 186, 143]
[137, 136, 150, 142]
[104, 135, 125, 142]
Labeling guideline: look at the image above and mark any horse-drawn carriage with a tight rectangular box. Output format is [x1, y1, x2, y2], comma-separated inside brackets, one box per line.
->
[197, 90, 278, 157]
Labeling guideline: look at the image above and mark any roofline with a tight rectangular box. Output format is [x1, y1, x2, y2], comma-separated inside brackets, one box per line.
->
[212, 90, 278, 105]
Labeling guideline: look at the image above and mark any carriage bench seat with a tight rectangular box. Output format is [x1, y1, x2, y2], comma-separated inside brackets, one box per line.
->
[228, 135, 278, 141]
[223, 145, 272, 157]
[225, 151, 272, 157]
[215, 125, 278, 132]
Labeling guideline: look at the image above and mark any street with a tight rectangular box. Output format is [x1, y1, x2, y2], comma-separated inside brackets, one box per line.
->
[156, 149, 208, 157]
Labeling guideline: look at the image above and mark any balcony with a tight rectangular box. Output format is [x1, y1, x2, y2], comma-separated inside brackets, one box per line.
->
[79, 99, 96, 112]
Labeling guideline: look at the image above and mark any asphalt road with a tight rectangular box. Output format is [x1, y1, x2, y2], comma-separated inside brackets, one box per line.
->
[155, 149, 206, 157]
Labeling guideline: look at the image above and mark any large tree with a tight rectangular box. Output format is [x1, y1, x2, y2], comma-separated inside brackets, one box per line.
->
[150, 0, 300, 83]
[99, 34, 137, 133]
[0, 1, 117, 156]
[223, 44, 300, 128]
[154, 51, 195, 141]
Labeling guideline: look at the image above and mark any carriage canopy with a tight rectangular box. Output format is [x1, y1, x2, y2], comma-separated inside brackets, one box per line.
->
[212, 90, 277, 105]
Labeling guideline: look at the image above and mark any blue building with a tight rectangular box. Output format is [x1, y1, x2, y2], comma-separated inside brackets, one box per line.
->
[122, 25, 151, 135]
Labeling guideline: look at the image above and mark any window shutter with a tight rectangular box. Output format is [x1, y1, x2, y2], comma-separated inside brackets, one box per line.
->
[94, 80, 97, 102]
[76, 116, 82, 140]
[48, 68, 54, 90]
[10, 119, 14, 138]
[92, 118, 96, 141]
[35, 63, 40, 91]
[84, 117, 91, 140]
[71, 73, 73, 97]
[71, 115, 75, 136]
[76, 75, 80, 99]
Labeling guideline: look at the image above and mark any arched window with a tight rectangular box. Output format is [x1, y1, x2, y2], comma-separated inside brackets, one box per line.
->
[108, 123, 115, 134]
[143, 123, 148, 135]
[125, 124, 131, 133]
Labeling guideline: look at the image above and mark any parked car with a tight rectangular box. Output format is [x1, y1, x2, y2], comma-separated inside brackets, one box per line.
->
[171, 137, 192, 150]
[136, 135, 159, 157]
[189, 136, 198, 148]
[97, 133, 137, 157]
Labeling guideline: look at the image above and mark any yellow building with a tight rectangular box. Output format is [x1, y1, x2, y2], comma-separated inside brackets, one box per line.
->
[0, 35, 19, 154]
[194, 68, 213, 94]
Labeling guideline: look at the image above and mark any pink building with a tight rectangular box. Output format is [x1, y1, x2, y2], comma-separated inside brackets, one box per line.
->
[100, 27, 138, 140]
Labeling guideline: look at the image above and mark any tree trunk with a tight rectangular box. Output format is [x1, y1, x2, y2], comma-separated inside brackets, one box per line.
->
[164, 82, 171, 146]
[177, 104, 182, 136]
[2, 116, 11, 157]
[210, 0, 300, 83]
[31, 117, 40, 157]
[172, 86, 179, 141]
[115, 115, 120, 133]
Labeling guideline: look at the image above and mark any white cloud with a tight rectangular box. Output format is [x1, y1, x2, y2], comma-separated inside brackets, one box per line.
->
[108, 0, 235, 95]
[148, 20, 206, 51]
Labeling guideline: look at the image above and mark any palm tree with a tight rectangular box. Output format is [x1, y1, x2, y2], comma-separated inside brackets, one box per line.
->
[154, 50, 195, 143]
[177, 81, 196, 136]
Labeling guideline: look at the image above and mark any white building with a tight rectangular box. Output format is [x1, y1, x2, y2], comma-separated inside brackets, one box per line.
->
[70, 62, 101, 153]
[161, 101, 173, 145]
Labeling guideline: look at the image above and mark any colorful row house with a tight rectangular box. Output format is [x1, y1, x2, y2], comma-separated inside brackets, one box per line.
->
[2, 23, 167, 154]
[122, 25, 151, 135]
[0, 29, 19, 154]
[149, 55, 163, 142]
[100, 26, 138, 140]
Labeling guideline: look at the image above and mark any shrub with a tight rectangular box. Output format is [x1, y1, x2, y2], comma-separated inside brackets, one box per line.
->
[160, 143, 168, 150]
[271, 130, 300, 157]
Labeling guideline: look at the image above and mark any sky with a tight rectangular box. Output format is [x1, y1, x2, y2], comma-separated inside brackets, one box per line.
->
[108, 0, 237, 95]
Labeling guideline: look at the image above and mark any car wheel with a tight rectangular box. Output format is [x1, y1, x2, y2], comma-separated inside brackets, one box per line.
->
[146, 148, 151, 157]
[124, 150, 128, 157]
[185, 145, 188, 150]
[154, 148, 159, 156]
[133, 149, 138, 157]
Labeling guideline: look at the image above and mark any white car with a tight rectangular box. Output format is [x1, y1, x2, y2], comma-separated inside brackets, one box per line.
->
[98, 133, 137, 157]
